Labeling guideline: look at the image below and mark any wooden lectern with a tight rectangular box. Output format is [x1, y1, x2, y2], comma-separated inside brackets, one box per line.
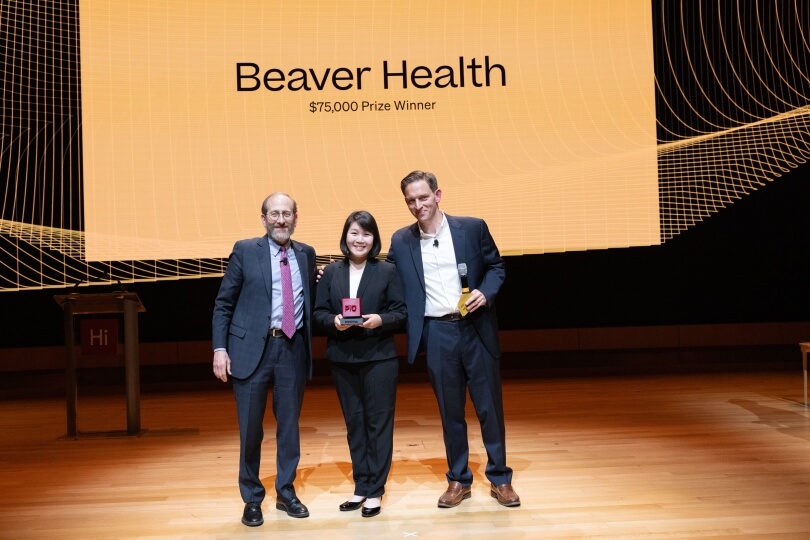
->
[54, 291, 146, 438]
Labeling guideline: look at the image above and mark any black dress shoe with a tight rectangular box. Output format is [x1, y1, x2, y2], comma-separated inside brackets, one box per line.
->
[276, 496, 310, 518]
[339, 498, 366, 511]
[361, 505, 381, 518]
[241, 502, 263, 527]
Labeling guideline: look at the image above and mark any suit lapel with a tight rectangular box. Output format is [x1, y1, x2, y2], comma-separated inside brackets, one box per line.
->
[356, 260, 378, 299]
[289, 240, 310, 303]
[406, 224, 426, 291]
[257, 235, 274, 301]
[336, 260, 377, 299]
[336, 260, 350, 299]
[447, 216, 466, 269]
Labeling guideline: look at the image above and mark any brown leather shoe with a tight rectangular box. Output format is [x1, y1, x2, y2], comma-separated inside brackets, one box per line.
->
[438, 481, 472, 508]
[490, 483, 520, 507]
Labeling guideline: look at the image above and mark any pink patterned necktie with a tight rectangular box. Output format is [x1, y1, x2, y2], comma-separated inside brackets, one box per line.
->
[280, 246, 296, 338]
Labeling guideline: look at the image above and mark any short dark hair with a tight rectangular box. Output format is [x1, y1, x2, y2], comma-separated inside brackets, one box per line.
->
[400, 170, 438, 195]
[339, 210, 382, 259]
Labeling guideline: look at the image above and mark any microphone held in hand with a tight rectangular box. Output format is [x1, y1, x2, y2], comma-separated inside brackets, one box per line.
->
[457, 263, 469, 292]
[457, 263, 471, 316]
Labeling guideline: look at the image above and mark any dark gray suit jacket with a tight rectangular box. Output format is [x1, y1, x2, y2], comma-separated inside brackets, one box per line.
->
[212, 235, 317, 379]
[387, 214, 505, 364]
[313, 259, 407, 363]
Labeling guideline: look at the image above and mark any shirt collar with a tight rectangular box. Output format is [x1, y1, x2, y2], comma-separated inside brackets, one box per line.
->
[268, 237, 291, 256]
[418, 212, 447, 240]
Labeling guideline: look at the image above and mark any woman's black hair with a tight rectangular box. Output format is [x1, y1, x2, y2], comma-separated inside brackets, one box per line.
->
[339, 210, 382, 259]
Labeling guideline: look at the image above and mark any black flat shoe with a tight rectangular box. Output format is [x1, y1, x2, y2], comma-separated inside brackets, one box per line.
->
[361, 505, 381, 518]
[276, 496, 310, 518]
[241, 502, 264, 526]
[339, 498, 366, 511]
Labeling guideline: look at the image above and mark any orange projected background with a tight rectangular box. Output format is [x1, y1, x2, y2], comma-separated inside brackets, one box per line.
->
[79, 0, 658, 261]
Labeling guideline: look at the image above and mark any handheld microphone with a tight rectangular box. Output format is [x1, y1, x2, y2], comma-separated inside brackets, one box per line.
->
[456, 263, 471, 317]
[433, 239, 439, 248]
[457, 263, 469, 292]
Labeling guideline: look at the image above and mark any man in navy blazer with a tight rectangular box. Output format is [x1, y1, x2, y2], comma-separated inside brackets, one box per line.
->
[212, 193, 317, 527]
[387, 170, 520, 509]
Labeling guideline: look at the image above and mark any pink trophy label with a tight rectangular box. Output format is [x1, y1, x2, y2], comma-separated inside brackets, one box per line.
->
[342, 297, 361, 318]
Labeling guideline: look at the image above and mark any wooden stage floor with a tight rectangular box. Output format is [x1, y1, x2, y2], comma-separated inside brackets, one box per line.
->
[1, 371, 809, 539]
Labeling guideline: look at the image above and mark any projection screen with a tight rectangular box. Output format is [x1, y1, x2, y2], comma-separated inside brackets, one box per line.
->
[80, 0, 658, 261]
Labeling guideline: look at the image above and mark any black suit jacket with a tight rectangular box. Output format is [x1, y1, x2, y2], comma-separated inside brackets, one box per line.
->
[313, 259, 407, 363]
[387, 214, 505, 364]
[212, 235, 317, 379]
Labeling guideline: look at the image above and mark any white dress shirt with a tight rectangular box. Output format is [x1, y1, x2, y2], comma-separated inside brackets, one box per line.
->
[419, 213, 462, 317]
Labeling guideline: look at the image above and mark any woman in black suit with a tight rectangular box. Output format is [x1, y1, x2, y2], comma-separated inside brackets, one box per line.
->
[314, 210, 407, 518]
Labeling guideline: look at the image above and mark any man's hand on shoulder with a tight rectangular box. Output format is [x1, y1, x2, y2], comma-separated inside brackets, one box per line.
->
[315, 259, 335, 283]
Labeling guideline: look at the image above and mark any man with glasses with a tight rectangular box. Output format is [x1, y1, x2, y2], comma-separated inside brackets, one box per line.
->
[213, 192, 317, 527]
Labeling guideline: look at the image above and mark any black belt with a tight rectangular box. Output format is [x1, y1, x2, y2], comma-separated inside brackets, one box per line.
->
[267, 328, 297, 338]
[425, 312, 463, 322]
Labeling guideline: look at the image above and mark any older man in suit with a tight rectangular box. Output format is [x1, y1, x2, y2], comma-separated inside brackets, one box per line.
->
[387, 170, 520, 509]
[212, 192, 317, 527]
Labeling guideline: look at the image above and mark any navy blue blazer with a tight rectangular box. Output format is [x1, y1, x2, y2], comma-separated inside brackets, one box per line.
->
[313, 259, 407, 363]
[212, 235, 317, 379]
[387, 214, 505, 364]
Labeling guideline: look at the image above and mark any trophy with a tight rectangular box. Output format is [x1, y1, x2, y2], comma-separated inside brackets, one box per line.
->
[339, 297, 366, 325]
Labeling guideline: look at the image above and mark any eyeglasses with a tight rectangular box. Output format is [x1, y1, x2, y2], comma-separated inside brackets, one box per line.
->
[266, 210, 294, 220]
